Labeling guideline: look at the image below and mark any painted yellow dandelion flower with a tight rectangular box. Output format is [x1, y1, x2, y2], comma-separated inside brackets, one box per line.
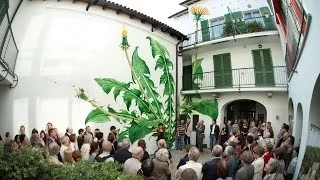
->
[120, 26, 130, 50]
[121, 26, 128, 37]
[191, 6, 209, 22]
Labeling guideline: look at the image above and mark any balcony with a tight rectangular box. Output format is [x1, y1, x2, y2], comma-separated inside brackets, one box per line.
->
[182, 16, 277, 48]
[182, 66, 287, 92]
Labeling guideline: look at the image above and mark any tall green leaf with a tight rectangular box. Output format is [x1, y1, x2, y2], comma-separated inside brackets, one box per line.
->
[147, 37, 174, 114]
[107, 107, 138, 120]
[192, 58, 204, 89]
[191, 99, 219, 120]
[85, 108, 110, 124]
[94, 78, 151, 114]
[147, 37, 175, 147]
[132, 48, 162, 116]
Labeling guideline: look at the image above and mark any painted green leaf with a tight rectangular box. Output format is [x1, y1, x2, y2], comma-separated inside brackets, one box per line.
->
[192, 58, 204, 89]
[146, 36, 170, 60]
[118, 129, 129, 142]
[107, 107, 137, 121]
[85, 108, 110, 124]
[132, 47, 162, 116]
[128, 120, 153, 143]
[94, 78, 150, 114]
[147, 37, 175, 137]
[192, 58, 204, 80]
[191, 99, 219, 120]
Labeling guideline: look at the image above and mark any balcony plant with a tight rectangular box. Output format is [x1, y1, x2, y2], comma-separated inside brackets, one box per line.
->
[246, 21, 264, 33]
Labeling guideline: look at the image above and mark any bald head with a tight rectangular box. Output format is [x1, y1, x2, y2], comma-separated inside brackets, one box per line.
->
[188, 147, 200, 162]
[102, 141, 113, 152]
[132, 146, 144, 161]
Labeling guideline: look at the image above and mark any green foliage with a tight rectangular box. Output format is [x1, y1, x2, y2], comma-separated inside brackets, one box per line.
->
[147, 36, 175, 145]
[0, 146, 141, 180]
[132, 47, 163, 116]
[85, 108, 110, 124]
[246, 21, 263, 33]
[299, 146, 320, 178]
[81, 36, 176, 147]
[180, 58, 219, 121]
[95, 78, 150, 114]
[192, 58, 204, 90]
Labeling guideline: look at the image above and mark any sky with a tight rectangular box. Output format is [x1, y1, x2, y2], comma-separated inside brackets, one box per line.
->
[110, 0, 185, 27]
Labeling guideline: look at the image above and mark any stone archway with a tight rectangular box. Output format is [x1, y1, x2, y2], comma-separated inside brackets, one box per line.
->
[295, 103, 303, 146]
[308, 74, 320, 147]
[222, 99, 267, 124]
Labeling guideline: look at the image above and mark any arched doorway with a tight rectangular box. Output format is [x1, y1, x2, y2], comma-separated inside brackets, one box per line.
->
[308, 74, 320, 147]
[295, 103, 303, 146]
[288, 98, 294, 134]
[224, 99, 267, 124]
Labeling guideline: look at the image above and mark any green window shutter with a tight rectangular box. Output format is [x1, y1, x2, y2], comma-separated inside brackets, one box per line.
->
[252, 50, 264, 86]
[214, 54, 223, 88]
[224, 13, 232, 23]
[214, 53, 232, 88]
[260, 7, 275, 30]
[201, 20, 210, 42]
[262, 49, 275, 86]
[233, 11, 243, 22]
[223, 53, 233, 87]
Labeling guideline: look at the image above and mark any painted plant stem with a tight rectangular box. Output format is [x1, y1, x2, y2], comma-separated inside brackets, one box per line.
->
[121, 27, 160, 119]
[76, 89, 128, 122]
[124, 49, 159, 119]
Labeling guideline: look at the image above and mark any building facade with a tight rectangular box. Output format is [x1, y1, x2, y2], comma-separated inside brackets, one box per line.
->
[172, 0, 289, 146]
[270, 0, 320, 179]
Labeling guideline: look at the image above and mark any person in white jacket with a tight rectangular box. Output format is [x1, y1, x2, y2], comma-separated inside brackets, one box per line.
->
[80, 134, 92, 161]
[252, 146, 265, 180]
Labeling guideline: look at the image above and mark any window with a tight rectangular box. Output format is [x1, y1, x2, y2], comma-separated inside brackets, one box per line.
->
[244, 10, 261, 19]
[210, 18, 224, 38]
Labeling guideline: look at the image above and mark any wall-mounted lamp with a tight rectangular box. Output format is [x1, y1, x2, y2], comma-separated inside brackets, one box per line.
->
[258, 44, 263, 48]
[267, 91, 273, 98]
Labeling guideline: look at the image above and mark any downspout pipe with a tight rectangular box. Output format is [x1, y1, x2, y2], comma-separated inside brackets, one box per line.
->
[175, 38, 184, 122]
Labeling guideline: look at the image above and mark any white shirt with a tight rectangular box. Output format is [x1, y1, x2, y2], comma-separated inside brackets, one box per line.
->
[98, 152, 114, 162]
[176, 160, 203, 180]
[211, 124, 216, 134]
[252, 157, 264, 180]
[80, 143, 90, 161]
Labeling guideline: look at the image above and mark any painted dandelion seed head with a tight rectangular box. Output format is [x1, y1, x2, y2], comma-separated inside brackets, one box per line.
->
[76, 88, 88, 100]
[120, 26, 130, 50]
[191, 6, 209, 22]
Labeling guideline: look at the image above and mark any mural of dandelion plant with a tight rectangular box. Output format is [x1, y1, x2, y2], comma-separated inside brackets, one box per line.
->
[76, 27, 176, 147]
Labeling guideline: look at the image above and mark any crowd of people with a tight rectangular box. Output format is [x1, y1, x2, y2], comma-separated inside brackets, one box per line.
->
[174, 118, 298, 180]
[0, 118, 298, 180]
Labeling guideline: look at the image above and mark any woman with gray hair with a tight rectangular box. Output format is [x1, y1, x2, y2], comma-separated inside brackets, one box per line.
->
[151, 148, 171, 180]
[263, 158, 284, 180]
[48, 142, 63, 165]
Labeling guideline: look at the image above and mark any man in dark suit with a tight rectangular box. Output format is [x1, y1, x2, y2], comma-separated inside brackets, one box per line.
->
[209, 119, 220, 149]
[114, 138, 132, 164]
[202, 145, 223, 180]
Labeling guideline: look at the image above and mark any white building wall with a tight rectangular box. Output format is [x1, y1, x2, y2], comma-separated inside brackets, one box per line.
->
[0, 1, 179, 153]
[187, 91, 288, 147]
[170, 13, 195, 35]
[283, 0, 320, 178]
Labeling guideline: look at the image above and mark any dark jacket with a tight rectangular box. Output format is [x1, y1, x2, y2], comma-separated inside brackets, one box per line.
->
[177, 154, 189, 169]
[141, 150, 150, 162]
[202, 158, 220, 180]
[210, 124, 220, 140]
[234, 164, 254, 180]
[114, 148, 132, 164]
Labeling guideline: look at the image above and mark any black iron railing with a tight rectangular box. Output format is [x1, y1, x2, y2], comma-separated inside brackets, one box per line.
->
[0, 0, 19, 87]
[182, 16, 277, 48]
[182, 66, 287, 90]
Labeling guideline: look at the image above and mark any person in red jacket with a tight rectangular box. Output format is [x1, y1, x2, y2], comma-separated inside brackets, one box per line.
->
[262, 143, 274, 176]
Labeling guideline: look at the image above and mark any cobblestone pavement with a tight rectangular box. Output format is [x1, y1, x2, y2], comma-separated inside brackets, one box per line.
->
[169, 148, 212, 178]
